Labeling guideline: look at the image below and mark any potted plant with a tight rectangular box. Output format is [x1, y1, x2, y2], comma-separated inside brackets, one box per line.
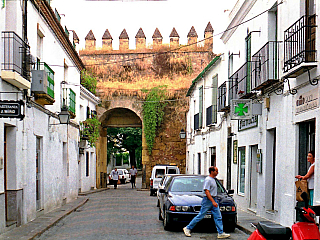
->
[80, 116, 101, 147]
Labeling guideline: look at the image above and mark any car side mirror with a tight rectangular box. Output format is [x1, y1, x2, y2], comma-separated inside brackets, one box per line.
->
[227, 189, 234, 195]
[159, 189, 166, 193]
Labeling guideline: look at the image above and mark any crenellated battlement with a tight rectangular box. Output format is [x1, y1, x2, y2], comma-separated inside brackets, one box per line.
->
[83, 22, 214, 52]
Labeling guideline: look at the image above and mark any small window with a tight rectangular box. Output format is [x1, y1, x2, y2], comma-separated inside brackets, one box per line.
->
[168, 168, 177, 174]
[155, 169, 165, 178]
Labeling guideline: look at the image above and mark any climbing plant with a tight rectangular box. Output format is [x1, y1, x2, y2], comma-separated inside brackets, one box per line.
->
[80, 116, 101, 147]
[81, 69, 97, 94]
[142, 86, 168, 154]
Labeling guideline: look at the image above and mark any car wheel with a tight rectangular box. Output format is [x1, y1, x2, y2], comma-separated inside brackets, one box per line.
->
[158, 207, 163, 220]
[163, 209, 171, 230]
[223, 216, 237, 232]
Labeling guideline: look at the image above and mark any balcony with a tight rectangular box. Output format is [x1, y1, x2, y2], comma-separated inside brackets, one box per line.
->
[251, 41, 280, 90]
[1, 31, 31, 89]
[283, 15, 317, 78]
[31, 62, 55, 105]
[218, 81, 228, 111]
[228, 62, 255, 103]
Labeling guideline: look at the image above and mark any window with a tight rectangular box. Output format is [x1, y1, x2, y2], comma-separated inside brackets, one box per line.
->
[86, 106, 90, 119]
[199, 86, 203, 128]
[238, 147, 246, 194]
[245, 34, 252, 92]
[155, 169, 165, 178]
[210, 147, 216, 166]
[69, 89, 76, 114]
[86, 152, 89, 177]
[212, 75, 218, 123]
[198, 153, 201, 174]
[36, 34, 43, 60]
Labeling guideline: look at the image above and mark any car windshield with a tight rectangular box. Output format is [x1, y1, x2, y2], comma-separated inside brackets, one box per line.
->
[170, 177, 205, 192]
[118, 170, 123, 175]
[155, 169, 165, 178]
[170, 177, 226, 193]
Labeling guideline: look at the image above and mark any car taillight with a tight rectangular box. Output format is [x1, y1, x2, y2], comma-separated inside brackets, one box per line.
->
[150, 179, 153, 187]
[231, 206, 236, 212]
[169, 206, 175, 211]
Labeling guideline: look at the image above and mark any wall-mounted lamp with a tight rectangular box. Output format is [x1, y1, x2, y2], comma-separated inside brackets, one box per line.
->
[49, 105, 70, 125]
[179, 129, 186, 139]
[229, 132, 237, 137]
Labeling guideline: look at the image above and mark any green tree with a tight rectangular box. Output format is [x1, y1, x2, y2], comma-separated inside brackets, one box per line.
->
[81, 70, 97, 94]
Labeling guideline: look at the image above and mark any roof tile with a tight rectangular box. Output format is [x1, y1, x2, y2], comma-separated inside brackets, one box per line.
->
[102, 29, 113, 40]
[85, 30, 96, 40]
[169, 27, 179, 38]
[152, 28, 163, 39]
[119, 29, 129, 39]
[135, 28, 146, 38]
[187, 26, 198, 38]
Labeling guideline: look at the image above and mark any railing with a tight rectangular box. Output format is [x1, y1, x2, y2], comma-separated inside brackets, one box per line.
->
[228, 62, 252, 104]
[2, 31, 31, 80]
[35, 62, 55, 98]
[251, 41, 280, 90]
[284, 15, 316, 72]
[218, 82, 227, 111]
[194, 113, 199, 130]
[69, 89, 76, 114]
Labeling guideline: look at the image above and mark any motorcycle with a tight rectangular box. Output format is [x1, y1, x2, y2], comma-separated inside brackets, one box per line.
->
[248, 192, 320, 240]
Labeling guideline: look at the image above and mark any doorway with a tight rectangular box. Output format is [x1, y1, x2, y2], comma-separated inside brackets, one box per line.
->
[298, 120, 315, 175]
[249, 145, 258, 211]
[227, 137, 232, 190]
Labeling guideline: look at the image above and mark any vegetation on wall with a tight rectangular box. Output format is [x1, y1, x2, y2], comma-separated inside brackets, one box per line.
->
[142, 85, 168, 154]
[81, 70, 97, 94]
[80, 117, 101, 147]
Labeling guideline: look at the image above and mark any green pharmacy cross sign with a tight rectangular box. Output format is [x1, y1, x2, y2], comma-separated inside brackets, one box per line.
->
[231, 99, 252, 120]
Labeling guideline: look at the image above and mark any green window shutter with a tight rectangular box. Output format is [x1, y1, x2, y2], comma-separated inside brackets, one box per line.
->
[69, 89, 76, 114]
[212, 75, 218, 124]
[199, 86, 203, 128]
[2, 0, 5, 8]
[44, 63, 54, 99]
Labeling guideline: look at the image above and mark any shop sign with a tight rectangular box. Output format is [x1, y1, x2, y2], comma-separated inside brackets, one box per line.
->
[233, 140, 238, 164]
[295, 88, 319, 115]
[0, 100, 24, 120]
[238, 115, 258, 131]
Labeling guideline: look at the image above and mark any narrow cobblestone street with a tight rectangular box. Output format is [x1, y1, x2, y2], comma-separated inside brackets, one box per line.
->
[36, 177, 249, 240]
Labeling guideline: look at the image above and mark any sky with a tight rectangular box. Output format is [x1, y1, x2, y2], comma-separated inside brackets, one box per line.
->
[51, 0, 238, 53]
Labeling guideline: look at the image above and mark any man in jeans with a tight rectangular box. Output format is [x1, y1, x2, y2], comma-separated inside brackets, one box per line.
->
[183, 166, 230, 239]
[110, 168, 119, 189]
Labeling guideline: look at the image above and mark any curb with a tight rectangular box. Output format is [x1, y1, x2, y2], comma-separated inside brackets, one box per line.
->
[78, 188, 109, 196]
[236, 224, 254, 235]
[30, 197, 89, 240]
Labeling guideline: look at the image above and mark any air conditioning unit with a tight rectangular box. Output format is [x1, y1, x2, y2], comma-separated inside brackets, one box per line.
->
[31, 70, 48, 94]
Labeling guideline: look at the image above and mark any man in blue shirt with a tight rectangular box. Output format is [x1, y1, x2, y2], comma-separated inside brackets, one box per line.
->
[183, 166, 230, 239]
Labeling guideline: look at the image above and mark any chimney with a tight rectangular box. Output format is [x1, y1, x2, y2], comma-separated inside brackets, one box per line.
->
[85, 30, 96, 50]
[135, 28, 146, 50]
[152, 28, 163, 48]
[119, 29, 129, 51]
[102, 29, 113, 50]
[187, 26, 198, 48]
[169, 27, 179, 48]
[204, 22, 214, 51]
[72, 30, 79, 44]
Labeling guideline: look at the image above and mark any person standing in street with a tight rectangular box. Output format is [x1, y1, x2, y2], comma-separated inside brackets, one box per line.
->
[110, 168, 119, 189]
[295, 150, 315, 205]
[183, 166, 230, 239]
[129, 165, 138, 188]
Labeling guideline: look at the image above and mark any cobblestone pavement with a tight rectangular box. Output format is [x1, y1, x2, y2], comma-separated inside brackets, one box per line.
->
[36, 177, 249, 240]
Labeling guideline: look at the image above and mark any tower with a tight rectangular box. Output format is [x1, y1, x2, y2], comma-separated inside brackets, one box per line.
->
[152, 28, 163, 48]
[169, 27, 179, 48]
[135, 28, 146, 50]
[85, 30, 96, 50]
[187, 26, 198, 47]
[119, 29, 129, 51]
[204, 22, 214, 51]
[102, 29, 113, 51]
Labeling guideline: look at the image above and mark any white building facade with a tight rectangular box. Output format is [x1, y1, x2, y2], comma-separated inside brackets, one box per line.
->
[0, 0, 98, 234]
[186, 0, 320, 227]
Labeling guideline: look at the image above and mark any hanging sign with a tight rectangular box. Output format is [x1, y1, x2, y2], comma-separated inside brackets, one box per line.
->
[231, 99, 252, 120]
[295, 88, 319, 115]
[0, 100, 24, 120]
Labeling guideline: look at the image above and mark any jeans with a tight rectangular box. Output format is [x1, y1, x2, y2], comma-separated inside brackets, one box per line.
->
[309, 189, 314, 206]
[186, 196, 224, 234]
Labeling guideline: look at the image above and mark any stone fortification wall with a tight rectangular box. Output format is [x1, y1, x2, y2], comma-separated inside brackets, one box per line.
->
[80, 23, 215, 187]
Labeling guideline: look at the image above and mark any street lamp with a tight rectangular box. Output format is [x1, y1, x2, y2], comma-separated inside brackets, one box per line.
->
[58, 105, 70, 124]
[179, 129, 186, 139]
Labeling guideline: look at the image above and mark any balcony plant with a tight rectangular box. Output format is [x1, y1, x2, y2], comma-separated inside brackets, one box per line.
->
[80, 117, 101, 147]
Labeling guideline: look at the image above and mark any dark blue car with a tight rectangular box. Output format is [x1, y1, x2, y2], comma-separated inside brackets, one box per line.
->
[158, 175, 237, 232]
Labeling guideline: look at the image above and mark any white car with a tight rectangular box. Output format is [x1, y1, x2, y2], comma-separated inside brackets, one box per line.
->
[109, 169, 131, 184]
[150, 165, 180, 196]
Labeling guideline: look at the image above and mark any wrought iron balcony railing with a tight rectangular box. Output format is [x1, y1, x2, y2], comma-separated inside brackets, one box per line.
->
[228, 62, 253, 104]
[284, 15, 316, 73]
[251, 41, 280, 90]
[2, 31, 31, 80]
[218, 81, 227, 111]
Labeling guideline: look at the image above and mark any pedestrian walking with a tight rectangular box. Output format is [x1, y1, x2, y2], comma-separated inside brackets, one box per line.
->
[295, 150, 315, 205]
[183, 166, 230, 239]
[129, 165, 138, 188]
[110, 168, 119, 189]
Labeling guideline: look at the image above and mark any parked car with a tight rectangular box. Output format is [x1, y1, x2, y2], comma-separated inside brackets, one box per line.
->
[158, 175, 237, 232]
[150, 164, 180, 196]
[156, 174, 178, 207]
[109, 169, 131, 184]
